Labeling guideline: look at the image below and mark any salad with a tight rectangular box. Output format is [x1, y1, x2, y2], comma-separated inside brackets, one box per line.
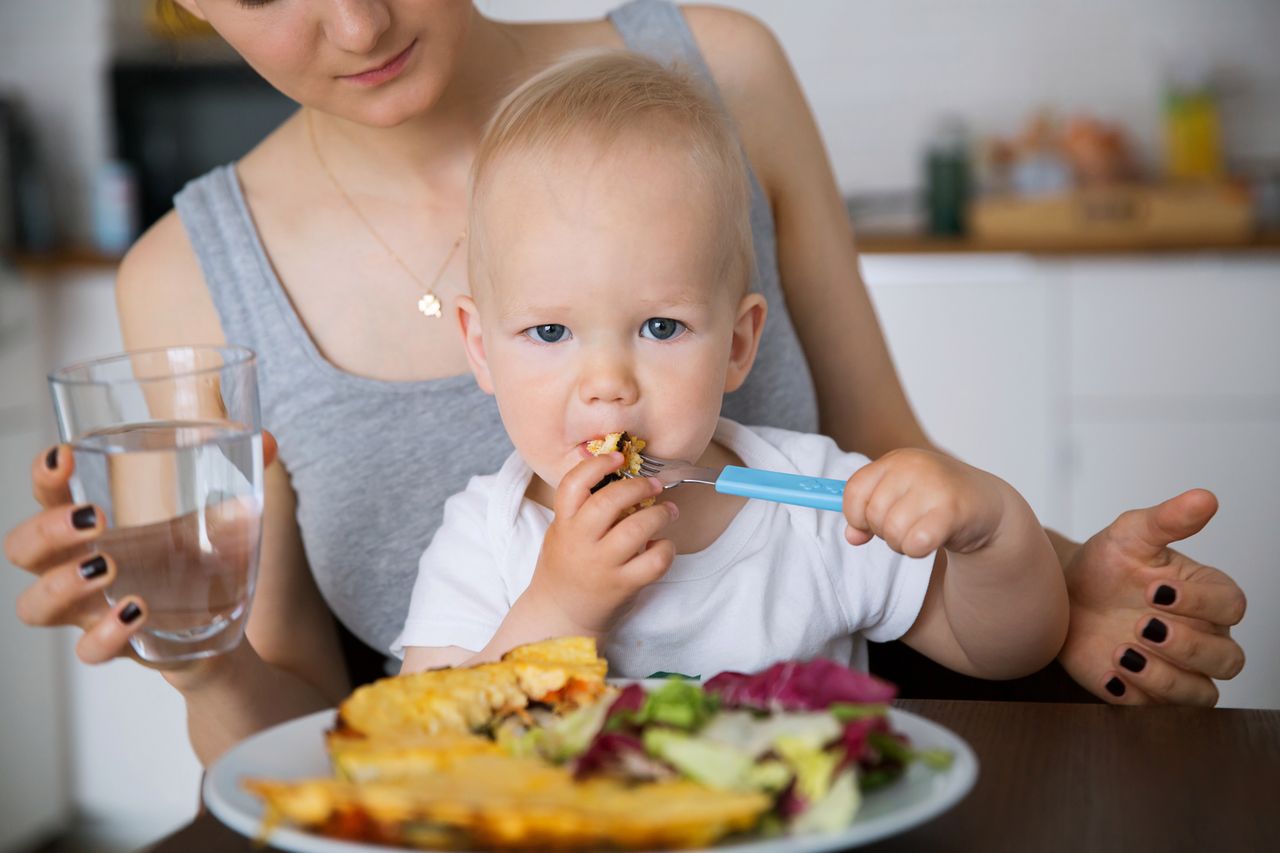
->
[500, 658, 953, 836]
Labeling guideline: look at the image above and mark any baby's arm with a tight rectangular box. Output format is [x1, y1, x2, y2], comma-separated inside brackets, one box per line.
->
[401, 452, 675, 673]
[844, 449, 1068, 679]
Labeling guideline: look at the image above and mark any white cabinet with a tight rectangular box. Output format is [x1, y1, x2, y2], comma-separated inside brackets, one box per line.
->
[1068, 420, 1280, 710]
[864, 253, 1280, 709]
[1062, 258, 1280, 710]
[862, 254, 1065, 530]
[0, 267, 71, 852]
[0, 268, 203, 850]
[1065, 258, 1280, 400]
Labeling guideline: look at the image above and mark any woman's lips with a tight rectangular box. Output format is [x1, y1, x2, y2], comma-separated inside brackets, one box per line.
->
[339, 39, 416, 87]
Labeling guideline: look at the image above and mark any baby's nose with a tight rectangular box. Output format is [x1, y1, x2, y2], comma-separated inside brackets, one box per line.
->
[578, 355, 640, 406]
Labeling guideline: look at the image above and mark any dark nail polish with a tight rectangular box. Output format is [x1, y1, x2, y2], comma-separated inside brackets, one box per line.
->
[119, 602, 142, 624]
[1142, 618, 1168, 644]
[1154, 584, 1177, 606]
[45, 447, 59, 470]
[1105, 677, 1126, 697]
[1120, 649, 1147, 673]
[72, 506, 97, 530]
[78, 556, 108, 580]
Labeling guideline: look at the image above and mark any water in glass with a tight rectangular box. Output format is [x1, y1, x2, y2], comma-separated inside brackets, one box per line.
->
[71, 420, 263, 662]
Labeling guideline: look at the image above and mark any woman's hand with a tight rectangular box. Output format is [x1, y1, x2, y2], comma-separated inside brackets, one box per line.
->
[1057, 488, 1247, 705]
[520, 453, 676, 638]
[6, 443, 147, 663]
[5, 433, 279, 669]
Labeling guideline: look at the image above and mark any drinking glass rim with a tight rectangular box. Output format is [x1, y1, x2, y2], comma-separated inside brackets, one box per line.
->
[48, 345, 257, 387]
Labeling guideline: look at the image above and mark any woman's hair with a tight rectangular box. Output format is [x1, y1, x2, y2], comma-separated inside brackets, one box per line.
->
[469, 50, 754, 294]
[152, 0, 214, 37]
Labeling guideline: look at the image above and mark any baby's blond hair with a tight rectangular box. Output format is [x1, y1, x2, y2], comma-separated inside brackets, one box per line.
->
[469, 50, 754, 295]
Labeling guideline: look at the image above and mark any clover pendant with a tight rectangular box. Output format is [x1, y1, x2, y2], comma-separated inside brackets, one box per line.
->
[417, 292, 443, 319]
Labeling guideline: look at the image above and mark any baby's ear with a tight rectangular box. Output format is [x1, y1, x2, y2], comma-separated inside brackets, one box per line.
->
[456, 296, 495, 394]
[724, 292, 767, 393]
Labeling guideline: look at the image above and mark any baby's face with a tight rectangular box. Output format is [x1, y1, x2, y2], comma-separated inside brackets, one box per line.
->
[461, 137, 763, 489]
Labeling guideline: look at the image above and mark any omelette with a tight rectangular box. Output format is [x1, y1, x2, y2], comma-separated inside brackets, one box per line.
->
[248, 758, 768, 850]
[334, 635, 608, 742]
[247, 637, 772, 849]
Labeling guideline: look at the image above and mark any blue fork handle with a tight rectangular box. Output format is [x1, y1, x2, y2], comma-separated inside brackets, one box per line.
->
[714, 465, 846, 512]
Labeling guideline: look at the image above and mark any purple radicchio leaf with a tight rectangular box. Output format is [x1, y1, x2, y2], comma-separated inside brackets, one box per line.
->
[571, 731, 676, 783]
[775, 777, 809, 820]
[705, 658, 897, 712]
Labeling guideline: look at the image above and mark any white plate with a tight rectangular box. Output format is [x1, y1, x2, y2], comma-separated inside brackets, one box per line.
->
[206, 702, 976, 853]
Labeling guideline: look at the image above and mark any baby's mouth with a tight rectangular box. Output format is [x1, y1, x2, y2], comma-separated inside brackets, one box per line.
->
[583, 431, 648, 493]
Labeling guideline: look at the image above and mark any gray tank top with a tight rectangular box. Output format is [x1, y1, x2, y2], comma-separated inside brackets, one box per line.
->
[173, 0, 818, 656]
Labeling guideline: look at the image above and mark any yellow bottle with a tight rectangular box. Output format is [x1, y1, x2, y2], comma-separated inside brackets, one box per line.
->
[1164, 76, 1223, 182]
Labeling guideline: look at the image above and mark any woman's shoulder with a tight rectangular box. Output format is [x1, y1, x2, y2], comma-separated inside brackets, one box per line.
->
[116, 111, 303, 351]
[116, 208, 223, 350]
[680, 5, 788, 85]
[678, 6, 799, 194]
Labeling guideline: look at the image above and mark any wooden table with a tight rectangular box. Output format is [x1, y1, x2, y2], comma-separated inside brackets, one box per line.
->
[146, 699, 1280, 853]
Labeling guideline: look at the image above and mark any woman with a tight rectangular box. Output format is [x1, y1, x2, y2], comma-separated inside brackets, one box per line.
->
[5, 0, 1245, 765]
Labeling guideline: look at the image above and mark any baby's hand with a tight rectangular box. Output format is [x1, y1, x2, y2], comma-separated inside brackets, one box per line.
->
[842, 448, 1010, 558]
[524, 452, 677, 637]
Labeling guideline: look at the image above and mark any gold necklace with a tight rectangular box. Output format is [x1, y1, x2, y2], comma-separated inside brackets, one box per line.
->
[306, 109, 465, 319]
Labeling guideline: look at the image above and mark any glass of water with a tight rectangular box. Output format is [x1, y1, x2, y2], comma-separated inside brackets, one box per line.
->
[48, 345, 263, 664]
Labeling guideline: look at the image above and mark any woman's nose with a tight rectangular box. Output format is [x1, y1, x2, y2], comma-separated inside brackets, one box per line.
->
[324, 0, 392, 55]
[578, 356, 640, 406]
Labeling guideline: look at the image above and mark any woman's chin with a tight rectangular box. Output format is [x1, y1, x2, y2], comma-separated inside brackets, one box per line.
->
[329, 84, 444, 129]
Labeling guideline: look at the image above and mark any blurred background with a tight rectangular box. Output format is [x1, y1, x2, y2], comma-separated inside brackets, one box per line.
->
[1, 1, 1277, 851]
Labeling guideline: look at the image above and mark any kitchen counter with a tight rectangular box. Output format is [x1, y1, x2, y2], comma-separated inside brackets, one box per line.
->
[853, 230, 1280, 255]
[11, 230, 1280, 276]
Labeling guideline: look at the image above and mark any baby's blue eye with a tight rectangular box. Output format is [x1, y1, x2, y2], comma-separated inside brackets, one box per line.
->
[524, 324, 571, 343]
[640, 318, 686, 341]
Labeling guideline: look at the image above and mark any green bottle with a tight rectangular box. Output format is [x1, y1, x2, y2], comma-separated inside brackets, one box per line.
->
[925, 117, 972, 236]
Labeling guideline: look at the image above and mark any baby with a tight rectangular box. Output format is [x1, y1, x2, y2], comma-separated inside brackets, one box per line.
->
[395, 52, 1067, 681]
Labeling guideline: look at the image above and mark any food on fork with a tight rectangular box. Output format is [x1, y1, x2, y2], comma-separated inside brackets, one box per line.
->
[245, 638, 952, 850]
[587, 431, 656, 510]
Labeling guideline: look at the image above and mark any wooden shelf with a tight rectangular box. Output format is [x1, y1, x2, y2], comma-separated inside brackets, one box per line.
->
[854, 230, 1280, 256]
[7, 248, 123, 276]
[9, 231, 1280, 277]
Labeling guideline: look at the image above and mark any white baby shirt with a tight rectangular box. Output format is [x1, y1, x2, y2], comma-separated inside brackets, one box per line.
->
[392, 419, 934, 679]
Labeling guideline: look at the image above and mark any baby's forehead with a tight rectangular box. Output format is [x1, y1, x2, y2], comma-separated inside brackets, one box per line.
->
[471, 133, 749, 305]
[478, 144, 723, 249]
[479, 132, 712, 206]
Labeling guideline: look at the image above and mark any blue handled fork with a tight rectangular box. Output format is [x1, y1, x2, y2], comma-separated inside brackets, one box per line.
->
[631, 452, 847, 512]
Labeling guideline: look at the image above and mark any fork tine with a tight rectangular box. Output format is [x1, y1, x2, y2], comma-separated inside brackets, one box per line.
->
[637, 453, 664, 475]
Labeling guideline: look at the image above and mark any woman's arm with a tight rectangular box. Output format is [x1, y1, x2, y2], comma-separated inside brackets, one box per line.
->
[685, 7, 931, 460]
[685, 6, 1246, 704]
[116, 211, 350, 763]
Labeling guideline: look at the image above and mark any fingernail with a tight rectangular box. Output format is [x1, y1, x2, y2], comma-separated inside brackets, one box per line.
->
[1120, 649, 1147, 673]
[1105, 677, 1126, 697]
[119, 602, 142, 625]
[72, 506, 97, 530]
[79, 555, 108, 580]
[1153, 585, 1177, 606]
[1142, 618, 1168, 644]
[45, 447, 59, 470]
[667, 502, 679, 519]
